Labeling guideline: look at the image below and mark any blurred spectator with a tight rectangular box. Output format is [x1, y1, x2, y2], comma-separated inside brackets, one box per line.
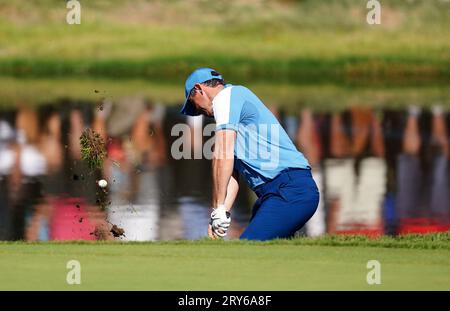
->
[396, 106, 450, 234]
[324, 107, 386, 236]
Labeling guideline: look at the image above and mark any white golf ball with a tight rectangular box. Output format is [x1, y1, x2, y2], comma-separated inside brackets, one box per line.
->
[98, 179, 108, 188]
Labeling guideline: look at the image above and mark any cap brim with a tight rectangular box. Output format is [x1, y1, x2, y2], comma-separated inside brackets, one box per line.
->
[180, 98, 201, 116]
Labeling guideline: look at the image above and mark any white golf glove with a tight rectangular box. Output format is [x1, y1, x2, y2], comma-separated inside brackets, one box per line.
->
[210, 205, 231, 238]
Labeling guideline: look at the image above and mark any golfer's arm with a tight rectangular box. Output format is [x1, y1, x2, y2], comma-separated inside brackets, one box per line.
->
[212, 129, 236, 210]
[223, 170, 239, 211]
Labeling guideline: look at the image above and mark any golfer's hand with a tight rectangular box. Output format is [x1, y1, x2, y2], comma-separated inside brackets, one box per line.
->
[209, 205, 231, 238]
[208, 224, 218, 239]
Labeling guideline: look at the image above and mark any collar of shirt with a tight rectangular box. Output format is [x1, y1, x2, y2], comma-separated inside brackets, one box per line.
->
[212, 84, 233, 110]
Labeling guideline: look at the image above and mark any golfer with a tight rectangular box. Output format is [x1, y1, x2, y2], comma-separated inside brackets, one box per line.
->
[181, 68, 319, 240]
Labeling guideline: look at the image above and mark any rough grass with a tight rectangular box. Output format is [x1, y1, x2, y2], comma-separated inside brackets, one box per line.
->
[0, 0, 449, 81]
[2, 232, 449, 249]
[0, 233, 449, 290]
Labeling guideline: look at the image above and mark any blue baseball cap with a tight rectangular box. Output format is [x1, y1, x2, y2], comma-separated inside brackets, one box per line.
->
[181, 68, 223, 116]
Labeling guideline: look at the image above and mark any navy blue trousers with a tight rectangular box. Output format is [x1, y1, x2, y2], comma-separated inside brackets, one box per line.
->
[240, 168, 319, 241]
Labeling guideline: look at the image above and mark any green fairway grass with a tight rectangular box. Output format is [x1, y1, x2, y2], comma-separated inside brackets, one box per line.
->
[1, 0, 449, 82]
[0, 234, 449, 290]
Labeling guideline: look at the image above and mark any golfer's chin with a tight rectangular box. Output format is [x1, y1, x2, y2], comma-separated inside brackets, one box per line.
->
[200, 110, 213, 117]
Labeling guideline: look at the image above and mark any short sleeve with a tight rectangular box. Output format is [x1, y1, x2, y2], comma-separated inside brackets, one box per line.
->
[213, 86, 243, 131]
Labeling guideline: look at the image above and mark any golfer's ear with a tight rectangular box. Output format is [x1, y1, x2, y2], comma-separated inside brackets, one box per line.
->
[194, 83, 202, 94]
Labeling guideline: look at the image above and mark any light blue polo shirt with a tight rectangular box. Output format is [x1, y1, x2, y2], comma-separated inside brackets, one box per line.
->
[212, 84, 310, 190]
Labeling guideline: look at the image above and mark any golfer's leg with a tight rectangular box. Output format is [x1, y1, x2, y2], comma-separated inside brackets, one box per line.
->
[240, 187, 319, 241]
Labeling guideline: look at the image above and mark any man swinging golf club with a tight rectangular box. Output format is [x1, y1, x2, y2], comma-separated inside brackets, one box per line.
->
[181, 68, 319, 240]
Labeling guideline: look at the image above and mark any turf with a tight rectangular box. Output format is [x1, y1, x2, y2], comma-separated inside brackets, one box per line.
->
[0, 233, 449, 290]
[1, 0, 449, 81]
